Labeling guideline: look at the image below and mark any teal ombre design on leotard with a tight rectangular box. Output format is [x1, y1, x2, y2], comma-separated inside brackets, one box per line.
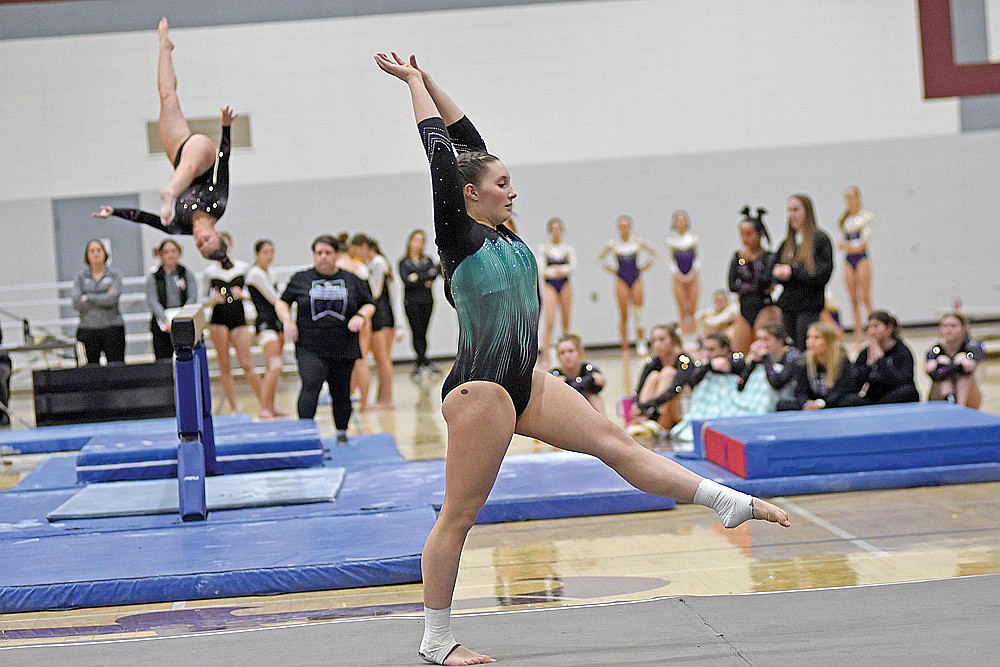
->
[419, 114, 541, 414]
[449, 233, 539, 406]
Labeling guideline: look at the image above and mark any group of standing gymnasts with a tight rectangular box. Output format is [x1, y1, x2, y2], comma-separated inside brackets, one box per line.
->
[95, 20, 792, 665]
[538, 186, 876, 367]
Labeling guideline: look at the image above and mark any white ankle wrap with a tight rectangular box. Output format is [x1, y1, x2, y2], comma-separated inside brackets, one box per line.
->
[694, 479, 755, 528]
[419, 606, 460, 665]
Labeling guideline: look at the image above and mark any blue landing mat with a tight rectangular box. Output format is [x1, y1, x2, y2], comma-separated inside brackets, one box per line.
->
[323, 432, 405, 467]
[662, 453, 1000, 497]
[13, 454, 80, 491]
[14, 433, 404, 493]
[76, 419, 323, 482]
[0, 414, 252, 455]
[0, 506, 433, 613]
[689, 402, 990, 457]
[48, 467, 347, 520]
[334, 450, 676, 523]
[696, 402, 1000, 479]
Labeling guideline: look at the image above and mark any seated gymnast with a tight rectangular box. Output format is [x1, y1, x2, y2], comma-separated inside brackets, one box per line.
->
[925, 312, 985, 408]
[549, 333, 605, 414]
[633, 331, 745, 433]
[836, 310, 919, 407]
[629, 324, 692, 433]
[739, 321, 800, 403]
[777, 322, 854, 410]
[92, 18, 233, 268]
[375, 50, 788, 666]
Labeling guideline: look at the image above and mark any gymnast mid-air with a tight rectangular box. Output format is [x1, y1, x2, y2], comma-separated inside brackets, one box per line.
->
[93, 18, 233, 267]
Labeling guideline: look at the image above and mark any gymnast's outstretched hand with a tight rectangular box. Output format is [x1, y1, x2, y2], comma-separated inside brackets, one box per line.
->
[92, 206, 113, 218]
[220, 105, 237, 127]
[374, 52, 422, 83]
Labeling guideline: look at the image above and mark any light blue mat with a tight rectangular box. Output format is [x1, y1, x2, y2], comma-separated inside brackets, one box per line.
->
[47, 467, 346, 520]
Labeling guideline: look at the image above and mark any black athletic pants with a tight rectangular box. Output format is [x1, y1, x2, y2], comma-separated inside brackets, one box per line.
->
[77, 325, 126, 365]
[782, 309, 822, 351]
[0, 353, 11, 426]
[405, 297, 433, 365]
[295, 348, 355, 430]
[150, 319, 175, 360]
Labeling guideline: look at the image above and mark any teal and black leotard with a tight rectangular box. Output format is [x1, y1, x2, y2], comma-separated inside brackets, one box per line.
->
[418, 115, 540, 414]
[108, 126, 231, 235]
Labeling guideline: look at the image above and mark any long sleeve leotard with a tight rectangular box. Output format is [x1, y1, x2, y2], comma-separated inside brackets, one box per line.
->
[419, 116, 540, 414]
[110, 127, 231, 234]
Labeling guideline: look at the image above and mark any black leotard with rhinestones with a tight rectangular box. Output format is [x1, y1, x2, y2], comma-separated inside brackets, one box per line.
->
[110, 126, 230, 234]
[419, 116, 539, 415]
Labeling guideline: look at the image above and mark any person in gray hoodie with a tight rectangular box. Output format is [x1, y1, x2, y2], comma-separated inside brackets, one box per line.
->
[72, 239, 125, 365]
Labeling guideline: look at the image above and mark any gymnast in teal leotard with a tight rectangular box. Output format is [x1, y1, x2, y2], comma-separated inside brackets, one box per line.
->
[374, 50, 790, 667]
[420, 115, 540, 414]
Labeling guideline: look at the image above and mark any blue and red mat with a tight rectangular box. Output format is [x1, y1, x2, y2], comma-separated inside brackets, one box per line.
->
[1, 402, 998, 613]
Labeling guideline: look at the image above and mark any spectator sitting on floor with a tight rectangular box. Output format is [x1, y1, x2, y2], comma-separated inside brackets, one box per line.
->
[643, 332, 780, 446]
[549, 333, 606, 414]
[629, 323, 693, 435]
[838, 310, 920, 407]
[777, 322, 853, 410]
[739, 321, 800, 404]
[925, 311, 985, 408]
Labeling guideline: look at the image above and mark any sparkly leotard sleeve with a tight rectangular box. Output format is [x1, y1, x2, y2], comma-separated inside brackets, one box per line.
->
[418, 116, 540, 414]
[110, 126, 231, 235]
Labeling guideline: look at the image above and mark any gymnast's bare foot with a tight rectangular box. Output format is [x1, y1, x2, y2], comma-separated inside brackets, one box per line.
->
[160, 188, 176, 226]
[157, 17, 174, 51]
[441, 645, 496, 665]
[752, 497, 791, 527]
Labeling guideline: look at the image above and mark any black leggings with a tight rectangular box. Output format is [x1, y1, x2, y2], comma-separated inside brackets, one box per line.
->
[150, 320, 174, 360]
[405, 297, 433, 365]
[0, 354, 11, 424]
[77, 326, 126, 365]
[295, 348, 355, 430]
[782, 309, 822, 351]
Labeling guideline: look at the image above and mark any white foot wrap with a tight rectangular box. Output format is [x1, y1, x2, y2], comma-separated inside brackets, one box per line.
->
[419, 606, 460, 665]
[694, 479, 755, 528]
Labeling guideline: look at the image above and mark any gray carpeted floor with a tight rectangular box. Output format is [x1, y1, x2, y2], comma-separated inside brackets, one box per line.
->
[4, 574, 997, 666]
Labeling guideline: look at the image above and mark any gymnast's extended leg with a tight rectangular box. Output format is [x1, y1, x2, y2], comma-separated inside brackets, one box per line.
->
[156, 18, 215, 225]
[517, 370, 790, 526]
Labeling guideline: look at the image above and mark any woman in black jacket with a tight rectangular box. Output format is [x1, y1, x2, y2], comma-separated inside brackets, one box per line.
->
[398, 229, 441, 376]
[777, 322, 853, 411]
[840, 310, 919, 406]
[772, 194, 833, 350]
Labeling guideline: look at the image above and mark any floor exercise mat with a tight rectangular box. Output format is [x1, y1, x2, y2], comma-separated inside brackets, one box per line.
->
[76, 419, 323, 482]
[335, 450, 675, 523]
[0, 415, 251, 455]
[0, 505, 432, 613]
[47, 467, 347, 520]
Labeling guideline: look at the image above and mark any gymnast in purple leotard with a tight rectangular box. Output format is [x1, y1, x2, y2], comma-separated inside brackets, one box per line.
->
[92, 19, 233, 268]
[599, 215, 656, 356]
[537, 218, 577, 364]
[667, 210, 701, 336]
[836, 186, 874, 345]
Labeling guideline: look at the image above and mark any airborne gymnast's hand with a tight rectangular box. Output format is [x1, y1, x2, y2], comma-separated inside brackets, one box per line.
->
[220, 105, 237, 127]
[374, 52, 423, 83]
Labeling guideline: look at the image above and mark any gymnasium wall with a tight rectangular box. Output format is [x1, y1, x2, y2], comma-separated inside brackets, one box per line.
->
[1, 0, 997, 354]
